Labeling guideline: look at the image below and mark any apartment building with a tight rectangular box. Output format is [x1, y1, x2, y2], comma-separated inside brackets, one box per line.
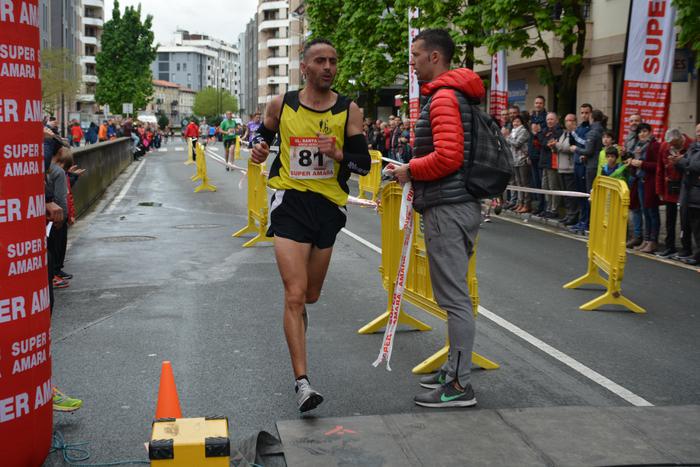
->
[475, 0, 697, 135]
[77, 0, 104, 115]
[242, 17, 259, 116]
[256, 0, 305, 107]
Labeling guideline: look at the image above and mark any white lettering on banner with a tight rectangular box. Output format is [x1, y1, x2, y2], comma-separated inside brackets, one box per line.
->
[23, 99, 41, 122]
[34, 379, 51, 410]
[0, 198, 21, 222]
[19, 0, 38, 27]
[0, 0, 14, 23]
[6, 238, 43, 258]
[4, 160, 40, 176]
[30, 287, 49, 314]
[12, 349, 47, 375]
[0, 44, 36, 61]
[0, 296, 26, 324]
[0, 393, 29, 423]
[2, 143, 40, 159]
[11, 332, 47, 356]
[0, 99, 19, 122]
[25, 194, 44, 219]
[373, 182, 415, 370]
[0, 62, 36, 79]
[7, 254, 43, 276]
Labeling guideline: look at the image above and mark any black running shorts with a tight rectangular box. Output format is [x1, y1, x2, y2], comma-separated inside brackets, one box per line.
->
[267, 189, 347, 249]
[224, 138, 235, 153]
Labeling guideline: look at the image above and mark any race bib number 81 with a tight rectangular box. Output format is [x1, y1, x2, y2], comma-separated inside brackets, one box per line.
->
[289, 137, 335, 179]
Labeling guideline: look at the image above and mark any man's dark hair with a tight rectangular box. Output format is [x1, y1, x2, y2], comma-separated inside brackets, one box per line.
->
[413, 29, 455, 63]
[580, 103, 593, 111]
[591, 109, 604, 122]
[535, 95, 546, 102]
[509, 105, 520, 112]
[302, 37, 335, 60]
[637, 122, 652, 133]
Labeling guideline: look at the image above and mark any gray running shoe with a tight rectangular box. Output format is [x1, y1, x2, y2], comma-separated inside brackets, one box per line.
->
[419, 370, 447, 389]
[295, 378, 323, 413]
[414, 383, 477, 408]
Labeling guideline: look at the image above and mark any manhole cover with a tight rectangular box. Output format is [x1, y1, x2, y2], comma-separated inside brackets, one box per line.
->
[99, 235, 157, 243]
[138, 202, 163, 207]
[173, 224, 223, 230]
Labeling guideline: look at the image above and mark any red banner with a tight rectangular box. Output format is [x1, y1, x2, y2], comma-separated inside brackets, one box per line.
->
[618, 0, 677, 142]
[489, 50, 508, 125]
[408, 8, 419, 148]
[0, 1, 53, 465]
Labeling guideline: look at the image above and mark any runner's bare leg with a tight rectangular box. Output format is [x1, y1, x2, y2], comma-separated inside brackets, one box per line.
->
[306, 246, 333, 304]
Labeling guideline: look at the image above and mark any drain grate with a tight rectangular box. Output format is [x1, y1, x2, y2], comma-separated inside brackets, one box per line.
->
[173, 224, 223, 230]
[99, 235, 157, 243]
[138, 202, 163, 207]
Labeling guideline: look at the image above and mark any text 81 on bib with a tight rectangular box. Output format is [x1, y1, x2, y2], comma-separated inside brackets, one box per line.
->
[289, 137, 335, 179]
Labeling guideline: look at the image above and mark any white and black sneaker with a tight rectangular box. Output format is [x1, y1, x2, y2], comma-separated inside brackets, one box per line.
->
[419, 370, 447, 389]
[295, 377, 323, 413]
[414, 383, 477, 408]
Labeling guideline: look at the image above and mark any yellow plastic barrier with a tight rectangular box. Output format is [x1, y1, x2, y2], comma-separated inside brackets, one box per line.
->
[234, 136, 242, 160]
[564, 177, 644, 313]
[232, 159, 274, 247]
[359, 182, 499, 374]
[193, 144, 216, 193]
[184, 138, 195, 165]
[357, 149, 382, 201]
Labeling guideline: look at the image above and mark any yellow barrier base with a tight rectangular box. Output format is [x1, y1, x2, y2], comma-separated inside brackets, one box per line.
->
[232, 223, 273, 247]
[191, 173, 202, 182]
[357, 309, 432, 334]
[563, 269, 645, 314]
[184, 159, 195, 166]
[194, 181, 217, 193]
[412, 343, 500, 374]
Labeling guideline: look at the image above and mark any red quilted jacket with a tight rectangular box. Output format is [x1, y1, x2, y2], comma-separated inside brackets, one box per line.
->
[409, 68, 485, 181]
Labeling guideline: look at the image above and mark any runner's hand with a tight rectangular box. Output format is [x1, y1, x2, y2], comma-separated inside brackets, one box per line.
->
[317, 133, 341, 161]
[251, 141, 269, 164]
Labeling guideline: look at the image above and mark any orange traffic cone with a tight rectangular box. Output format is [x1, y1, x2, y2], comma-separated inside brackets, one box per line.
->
[155, 361, 182, 419]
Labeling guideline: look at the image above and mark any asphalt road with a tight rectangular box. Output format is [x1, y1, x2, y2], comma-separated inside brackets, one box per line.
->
[46, 141, 700, 465]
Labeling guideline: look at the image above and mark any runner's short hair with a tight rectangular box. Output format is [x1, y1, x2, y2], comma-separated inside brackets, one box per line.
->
[413, 29, 454, 63]
[302, 38, 335, 60]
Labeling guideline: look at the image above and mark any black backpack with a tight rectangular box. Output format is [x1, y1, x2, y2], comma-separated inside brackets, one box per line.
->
[464, 103, 514, 199]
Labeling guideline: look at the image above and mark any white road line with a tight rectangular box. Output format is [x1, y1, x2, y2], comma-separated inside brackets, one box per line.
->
[104, 159, 146, 214]
[341, 228, 382, 254]
[341, 227, 653, 407]
[174, 147, 184, 151]
[158, 148, 167, 152]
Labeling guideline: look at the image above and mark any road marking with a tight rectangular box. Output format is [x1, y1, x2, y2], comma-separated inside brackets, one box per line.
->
[104, 159, 146, 214]
[341, 228, 382, 254]
[158, 148, 167, 152]
[174, 147, 184, 151]
[341, 227, 654, 407]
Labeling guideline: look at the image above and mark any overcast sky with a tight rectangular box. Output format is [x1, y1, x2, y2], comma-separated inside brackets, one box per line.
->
[104, 0, 259, 47]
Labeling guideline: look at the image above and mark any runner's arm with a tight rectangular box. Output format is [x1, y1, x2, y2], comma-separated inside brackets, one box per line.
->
[252, 95, 282, 146]
[342, 102, 371, 175]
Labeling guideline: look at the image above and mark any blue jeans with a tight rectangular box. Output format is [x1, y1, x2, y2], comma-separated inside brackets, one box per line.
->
[632, 181, 660, 241]
[529, 157, 545, 211]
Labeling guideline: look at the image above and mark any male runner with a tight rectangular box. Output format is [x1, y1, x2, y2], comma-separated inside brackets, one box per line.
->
[220, 111, 237, 171]
[250, 38, 371, 412]
[243, 112, 262, 148]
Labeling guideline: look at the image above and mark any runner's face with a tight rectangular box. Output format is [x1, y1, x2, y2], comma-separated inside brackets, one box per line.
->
[302, 44, 337, 91]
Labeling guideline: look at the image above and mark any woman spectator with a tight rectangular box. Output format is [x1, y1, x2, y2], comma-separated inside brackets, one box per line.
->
[626, 123, 661, 253]
[674, 123, 700, 265]
[506, 114, 531, 213]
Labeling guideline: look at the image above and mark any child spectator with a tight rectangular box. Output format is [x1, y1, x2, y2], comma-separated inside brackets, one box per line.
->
[597, 130, 620, 176]
[601, 147, 628, 180]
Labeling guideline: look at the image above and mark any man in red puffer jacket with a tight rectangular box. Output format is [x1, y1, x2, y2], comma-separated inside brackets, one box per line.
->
[656, 128, 692, 258]
[388, 29, 485, 409]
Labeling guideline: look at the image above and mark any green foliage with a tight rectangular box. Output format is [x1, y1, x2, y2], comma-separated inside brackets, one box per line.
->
[192, 87, 238, 120]
[156, 112, 169, 130]
[41, 48, 81, 114]
[95, 0, 157, 113]
[674, 0, 700, 68]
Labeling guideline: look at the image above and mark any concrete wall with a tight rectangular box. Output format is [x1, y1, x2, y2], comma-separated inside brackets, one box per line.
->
[71, 138, 132, 217]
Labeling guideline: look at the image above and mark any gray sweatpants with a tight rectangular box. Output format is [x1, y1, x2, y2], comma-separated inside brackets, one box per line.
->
[423, 201, 480, 387]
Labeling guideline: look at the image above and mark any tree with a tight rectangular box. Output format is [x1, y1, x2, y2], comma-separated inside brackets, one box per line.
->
[96, 0, 157, 113]
[193, 87, 238, 120]
[674, 0, 700, 68]
[156, 112, 169, 130]
[480, 0, 588, 116]
[40, 48, 81, 115]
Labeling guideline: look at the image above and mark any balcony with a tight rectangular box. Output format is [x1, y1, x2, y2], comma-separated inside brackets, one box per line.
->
[82, 17, 104, 28]
[83, 0, 104, 7]
[81, 35, 97, 45]
[171, 100, 179, 106]
[259, 19, 288, 32]
[267, 56, 288, 66]
[266, 76, 289, 85]
[82, 74, 98, 83]
[266, 37, 290, 48]
[77, 94, 96, 103]
[80, 56, 96, 65]
[259, 1, 287, 13]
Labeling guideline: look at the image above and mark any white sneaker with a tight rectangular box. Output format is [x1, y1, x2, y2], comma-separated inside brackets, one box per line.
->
[295, 378, 323, 413]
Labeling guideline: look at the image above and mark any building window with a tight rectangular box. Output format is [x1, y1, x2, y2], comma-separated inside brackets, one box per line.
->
[159, 62, 169, 72]
[177, 63, 181, 71]
[158, 52, 169, 61]
[183, 63, 187, 71]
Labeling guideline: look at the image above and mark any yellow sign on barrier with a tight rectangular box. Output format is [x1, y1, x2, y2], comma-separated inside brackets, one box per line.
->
[232, 159, 274, 247]
[234, 136, 242, 160]
[357, 149, 382, 201]
[193, 144, 216, 193]
[564, 176, 644, 313]
[184, 138, 195, 165]
[359, 182, 498, 374]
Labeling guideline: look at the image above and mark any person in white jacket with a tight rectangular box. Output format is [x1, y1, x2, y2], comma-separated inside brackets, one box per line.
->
[505, 114, 531, 213]
[555, 114, 580, 225]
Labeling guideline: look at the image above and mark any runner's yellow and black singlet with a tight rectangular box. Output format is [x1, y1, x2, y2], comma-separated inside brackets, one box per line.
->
[268, 90, 352, 207]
